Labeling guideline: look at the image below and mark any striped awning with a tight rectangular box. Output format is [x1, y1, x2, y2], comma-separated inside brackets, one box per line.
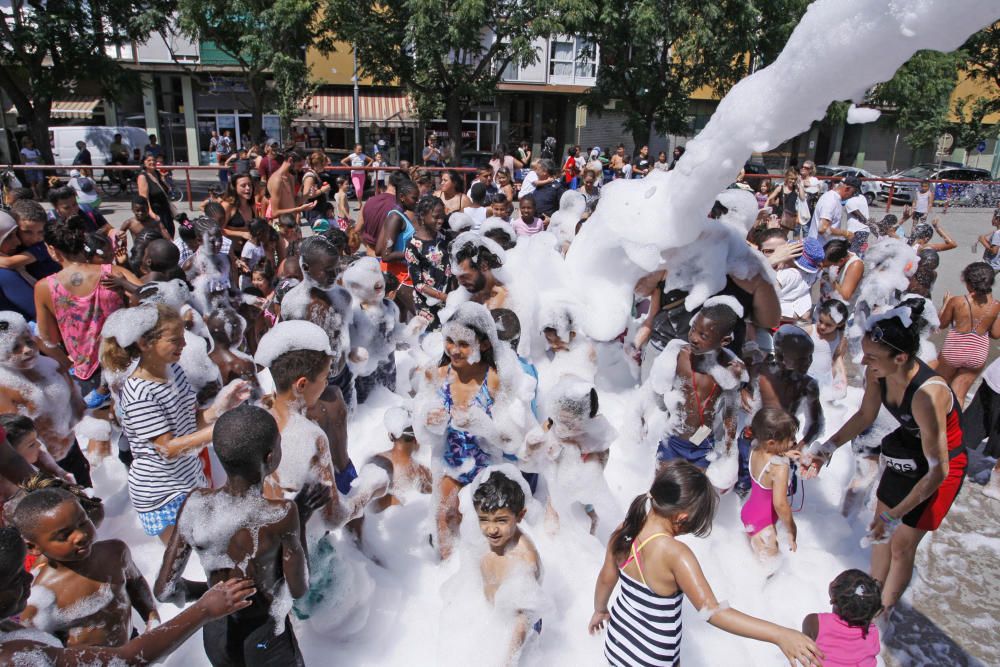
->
[296, 91, 416, 127]
[50, 97, 102, 119]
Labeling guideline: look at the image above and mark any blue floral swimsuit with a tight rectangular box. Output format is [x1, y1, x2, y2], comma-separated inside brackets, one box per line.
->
[439, 373, 495, 484]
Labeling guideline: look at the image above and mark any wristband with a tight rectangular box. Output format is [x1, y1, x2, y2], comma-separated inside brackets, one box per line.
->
[879, 510, 900, 526]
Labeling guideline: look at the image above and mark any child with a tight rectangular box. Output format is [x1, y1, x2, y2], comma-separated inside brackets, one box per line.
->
[119, 194, 170, 244]
[591, 461, 821, 666]
[482, 218, 518, 251]
[514, 195, 545, 236]
[807, 299, 850, 399]
[82, 232, 112, 265]
[490, 193, 514, 222]
[491, 308, 538, 418]
[472, 469, 543, 664]
[802, 569, 882, 666]
[0, 526, 256, 665]
[101, 303, 250, 543]
[740, 407, 799, 564]
[368, 406, 431, 512]
[185, 216, 231, 314]
[466, 183, 489, 229]
[912, 180, 932, 224]
[155, 404, 327, 667]
[907, 248, 939, 298]
[645, 300, 746, 489]
[139, 238, 183, 284]
[753, 325, 824, 448]
[937, 261, 1000, 405]
[236, 218, 278, 290]
[12, 488, 159, 647]
[977, 207, 1000, 271]
[405, 194, 450, 329]
[540, 300, 598, 387]
[334, 176, 352, 230]
[205, 307, 257, 387]
[0, 415, 72, 504]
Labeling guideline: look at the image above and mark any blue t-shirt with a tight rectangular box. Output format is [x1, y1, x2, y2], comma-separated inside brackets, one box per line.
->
[22, 243, 61, 280]
[0, 268, 36, 320]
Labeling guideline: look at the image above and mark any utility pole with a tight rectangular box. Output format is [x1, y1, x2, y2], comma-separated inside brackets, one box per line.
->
[352, 43, 361, 146]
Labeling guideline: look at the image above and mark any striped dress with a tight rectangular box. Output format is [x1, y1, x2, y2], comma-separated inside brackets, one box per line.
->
[605, 534, 683, 666]
[120, 364, 204, 512]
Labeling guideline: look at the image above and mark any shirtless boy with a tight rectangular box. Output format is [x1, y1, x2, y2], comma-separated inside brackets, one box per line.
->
[205, 307, 257, 387]
[155, 404, 327, 667]
[368, 406, 431, 512]
[473, 470, 543, 663]
[12, 488, 158, 647]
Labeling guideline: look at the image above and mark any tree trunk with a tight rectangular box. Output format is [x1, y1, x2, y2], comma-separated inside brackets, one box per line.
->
[247, 75, 265, 144]
[630, 117, 652, 154]
[446, 95, 464, 166]
[28, 116, 54, 165]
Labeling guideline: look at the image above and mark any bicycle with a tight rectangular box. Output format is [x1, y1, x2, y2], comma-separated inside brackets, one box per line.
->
[99, 169, 135, 197]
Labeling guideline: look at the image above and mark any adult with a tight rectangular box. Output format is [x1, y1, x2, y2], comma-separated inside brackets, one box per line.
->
[18, 137, 43, 200]
[805, 298, 967, 618]
[800, 160, 824, 212]
[301, 152, 332, 224]
[451, 235, 507, 309]
[135, 154, 176, 238]
[216, 130, 234, 188]
[633, 145, 652, 178]
[820, 239, 864, 312]
[422, 134, 445, 167]
[361, 170, 410, 250]
[72, 141, 92, 177]
[489, 145, 519, 180]
[46, 186, 111, 235]
[266, 147, 314, 221]
[257, 142, 281, 182]
[670, 145, 686, 170]
[374, 180, 419, 319]
[0, 212, 35, 320]
[143, 135, 164, 160]
[529, 159, 564, 218]
[341, 143, 372, 209]
[9, 200, 60, 281]
[434, 169, 472, 215]
[807, 176, 858, 242]
[516, 141, 532, 179]
[221, 172, 256, 246]
[767, 166, 806, 234]
[580, 167, 601, 216]
[108, 133, 129, 166]
[608, 145, 625, 179]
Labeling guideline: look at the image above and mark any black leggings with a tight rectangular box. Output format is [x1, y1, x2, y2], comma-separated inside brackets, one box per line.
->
[57, 440, 92, 488]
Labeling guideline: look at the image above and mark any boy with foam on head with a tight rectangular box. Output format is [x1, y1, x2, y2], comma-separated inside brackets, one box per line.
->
[470, 468, 544, 664]
[368, 406, 431, 512]
[155, 404, 328, 667]
[644, 297, 747, 490]
[539, 298, 597, 387]
[205, 306, 257, 387]
[11, 488, 159, 647]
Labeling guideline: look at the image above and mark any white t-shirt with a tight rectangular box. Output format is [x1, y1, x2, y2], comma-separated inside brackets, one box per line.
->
[348, 152, 367, 176]
[914, 189, 931, 214]
[802, 176, 822, 194]
[519, 170, 539, 196]
[844, 194, 869, 221]
[807, 190, 843, 241]
[20, 147, 41, 165]
[983, 229, 1000, 270]
[776, 267, 812, 320]
[465, 206, 487, 231]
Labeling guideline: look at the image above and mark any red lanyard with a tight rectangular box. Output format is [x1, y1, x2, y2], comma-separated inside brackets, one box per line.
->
[691, 371, 718, 427]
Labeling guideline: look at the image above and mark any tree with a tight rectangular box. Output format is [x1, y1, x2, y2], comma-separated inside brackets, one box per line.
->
[950, 96, 998, 157]
[177, 0, 335, 140]
[572, 0, 807, 149]
[0, 0, 173, 162]
[960, 21, 1000, 115]
[325, 0, 566, 164]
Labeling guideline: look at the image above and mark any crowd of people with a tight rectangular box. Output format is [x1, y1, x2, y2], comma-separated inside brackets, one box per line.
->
[0, 134, 996, 667]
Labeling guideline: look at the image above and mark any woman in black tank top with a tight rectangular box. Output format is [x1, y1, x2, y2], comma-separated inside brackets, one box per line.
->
[802, 298, 966, 621]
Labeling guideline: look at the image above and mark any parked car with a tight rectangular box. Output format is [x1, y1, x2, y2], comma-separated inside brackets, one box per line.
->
[815, 165, 881, 204]
[877, 163, 992, 204]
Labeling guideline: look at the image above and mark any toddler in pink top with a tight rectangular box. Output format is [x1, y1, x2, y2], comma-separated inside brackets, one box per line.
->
[514, 195, 545, 236]
[802, 569, 882, 666]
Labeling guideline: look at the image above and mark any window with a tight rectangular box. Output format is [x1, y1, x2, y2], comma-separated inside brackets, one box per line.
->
[550, 39, 575, 78]
[549, 37, 597, 81]
[575, 39, 596, 78]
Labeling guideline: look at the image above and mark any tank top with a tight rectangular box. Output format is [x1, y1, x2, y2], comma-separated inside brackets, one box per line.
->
[47, 264, 125, 380]
[814, 613, 879, 667]
[878, 360, 963, 478]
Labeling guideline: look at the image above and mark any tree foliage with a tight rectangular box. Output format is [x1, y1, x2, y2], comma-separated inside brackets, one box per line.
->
[177, 0, 334, 139]
[0, 0, 173, 161]
[325, 0, 567, 163]
[960, 21, 1000, 114]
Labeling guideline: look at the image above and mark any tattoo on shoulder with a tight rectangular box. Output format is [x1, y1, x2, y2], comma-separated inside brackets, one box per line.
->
[70, 272, 83, 286]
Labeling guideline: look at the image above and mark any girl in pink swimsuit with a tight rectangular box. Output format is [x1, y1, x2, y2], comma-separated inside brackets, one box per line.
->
[740, 407, 799, 563]
[802, 569, 883, 667]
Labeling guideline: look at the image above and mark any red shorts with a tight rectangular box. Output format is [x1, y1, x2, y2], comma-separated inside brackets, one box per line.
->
[877, 452, 966, 531]
[380, 260, 412, 287]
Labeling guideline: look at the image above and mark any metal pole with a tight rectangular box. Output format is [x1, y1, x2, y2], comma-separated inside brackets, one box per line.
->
[352, 43, 360, 146]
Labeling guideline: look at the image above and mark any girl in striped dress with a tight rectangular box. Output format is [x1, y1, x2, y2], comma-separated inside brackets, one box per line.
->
[100, 303, 250, 544]
[589, 460, 823, 666]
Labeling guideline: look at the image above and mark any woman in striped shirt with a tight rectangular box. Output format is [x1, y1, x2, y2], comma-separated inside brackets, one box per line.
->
[100, 303, 249, 544]
[589, 461, 822, 666]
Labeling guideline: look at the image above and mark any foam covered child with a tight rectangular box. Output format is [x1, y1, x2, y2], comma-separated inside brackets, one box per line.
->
[155, 404, 328, 667]
[12, 487, 159, 647]
[205, 306, 257, 388]
[368, 406, 431, 512]
[539, 298, 597, 391]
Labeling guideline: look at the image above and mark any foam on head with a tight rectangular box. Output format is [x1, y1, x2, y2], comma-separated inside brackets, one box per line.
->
[442, 301, 500, 365]
[139, 279, 191, 310]
[0, 311, 28, 358]
[448, 211, 475, 233]
[101, 303, 160, 348]
[383, 405, 414, 439]
[342, 256, 385, 304]
[254, 320, 333, 368]
[450, 231, 506, 274]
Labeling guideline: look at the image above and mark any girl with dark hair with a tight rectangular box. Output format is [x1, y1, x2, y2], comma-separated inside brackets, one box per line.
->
[433, 169, 471, 215]
[221, 172, 255, 246]
[820, 238, 864, 310]
[936, 261, 1000, 405]
[591, 460, 821, 667]
[35, 214, 142, 410]
[804, 298, 967, 622]
[802, 569, 882, 665]
[405, 194, 449, 328]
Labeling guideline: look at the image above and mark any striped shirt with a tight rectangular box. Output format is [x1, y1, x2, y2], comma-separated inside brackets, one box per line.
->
[605, 570, 683, 666]
[120, 364, 205, 512]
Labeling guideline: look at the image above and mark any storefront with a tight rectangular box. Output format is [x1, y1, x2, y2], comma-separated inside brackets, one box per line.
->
[424, 110, 501, 167]
[195, 109, 282, 163]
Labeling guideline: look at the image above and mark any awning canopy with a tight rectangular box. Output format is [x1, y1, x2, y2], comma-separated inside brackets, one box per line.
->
[296, 91, 416, 127]
[4, 96, 102, 119]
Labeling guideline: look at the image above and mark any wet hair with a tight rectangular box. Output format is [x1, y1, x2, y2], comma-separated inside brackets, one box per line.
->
[816, 299, 849, 329]
[415, 194, 443, 222]
[865, 297, 927, 358]
[490, 308, 521, 348]
[751, 407, 799, 448]
[10, 487, 77, 538]
[10, 473, 104, 528]
[870, 214, 897, 237]
[130, 228, 165, 274]
[383, 271, 399, 295]
[205, 307, 245, 346]
[610, 460, 717, 558]
[0, 414, 35, 447]
[698, 303, 740, 336]
[750, 226, 786, 248]
[823, 239, 850, 263]
[213, 404, 280, 480]
[82, 232, 111, 262]
[194, 215, 221, 238]
[43, 214, 87, 256]
[100, 303, 185, 371]
[269, 348, 331, 391]
[203, 201, 226, 223]
[472, 471, 525, 515]
[299, 234, 341, 272]
[0, 526, 25, 583]
[319, 228, 349, 255]
[916, 248, 940, 271]
[829, 569, 883, 636]
[453, 238, 502, 270]
[483, 225, 516, 251]
[47, 186, 77, 207]
[146, 238, 181, 272]
[469, 182, 488, 206]
[131, 194, 149, 209]
[961, 261, 995, 296]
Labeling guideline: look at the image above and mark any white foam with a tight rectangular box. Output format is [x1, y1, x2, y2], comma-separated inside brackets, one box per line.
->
[254, 320, 333, 368]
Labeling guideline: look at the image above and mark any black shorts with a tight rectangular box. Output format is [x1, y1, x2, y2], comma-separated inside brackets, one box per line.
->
[203, 614, 303, 667]
[57, 440, 92, 488]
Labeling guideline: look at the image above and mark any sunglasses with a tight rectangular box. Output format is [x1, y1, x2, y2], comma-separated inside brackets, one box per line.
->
[868, 325, 906, 354]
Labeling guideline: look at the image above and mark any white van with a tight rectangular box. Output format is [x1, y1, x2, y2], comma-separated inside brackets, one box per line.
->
[49, 126, 150, 166]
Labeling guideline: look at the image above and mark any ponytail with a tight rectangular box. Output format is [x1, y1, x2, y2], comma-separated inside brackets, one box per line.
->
[610, 493, 650, 558]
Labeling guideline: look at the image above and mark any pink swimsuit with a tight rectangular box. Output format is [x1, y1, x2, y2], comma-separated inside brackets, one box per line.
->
[47, 264, 125, 381]
[815, 613, 880, 666]
[740, 450, 783, 536]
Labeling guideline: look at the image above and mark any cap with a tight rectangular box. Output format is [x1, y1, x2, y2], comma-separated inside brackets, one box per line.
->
[0, 211, 18, 246]
[841, 174, 862, 191]
[69, 169, 81, 178]
[794, 237, 825, 273]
